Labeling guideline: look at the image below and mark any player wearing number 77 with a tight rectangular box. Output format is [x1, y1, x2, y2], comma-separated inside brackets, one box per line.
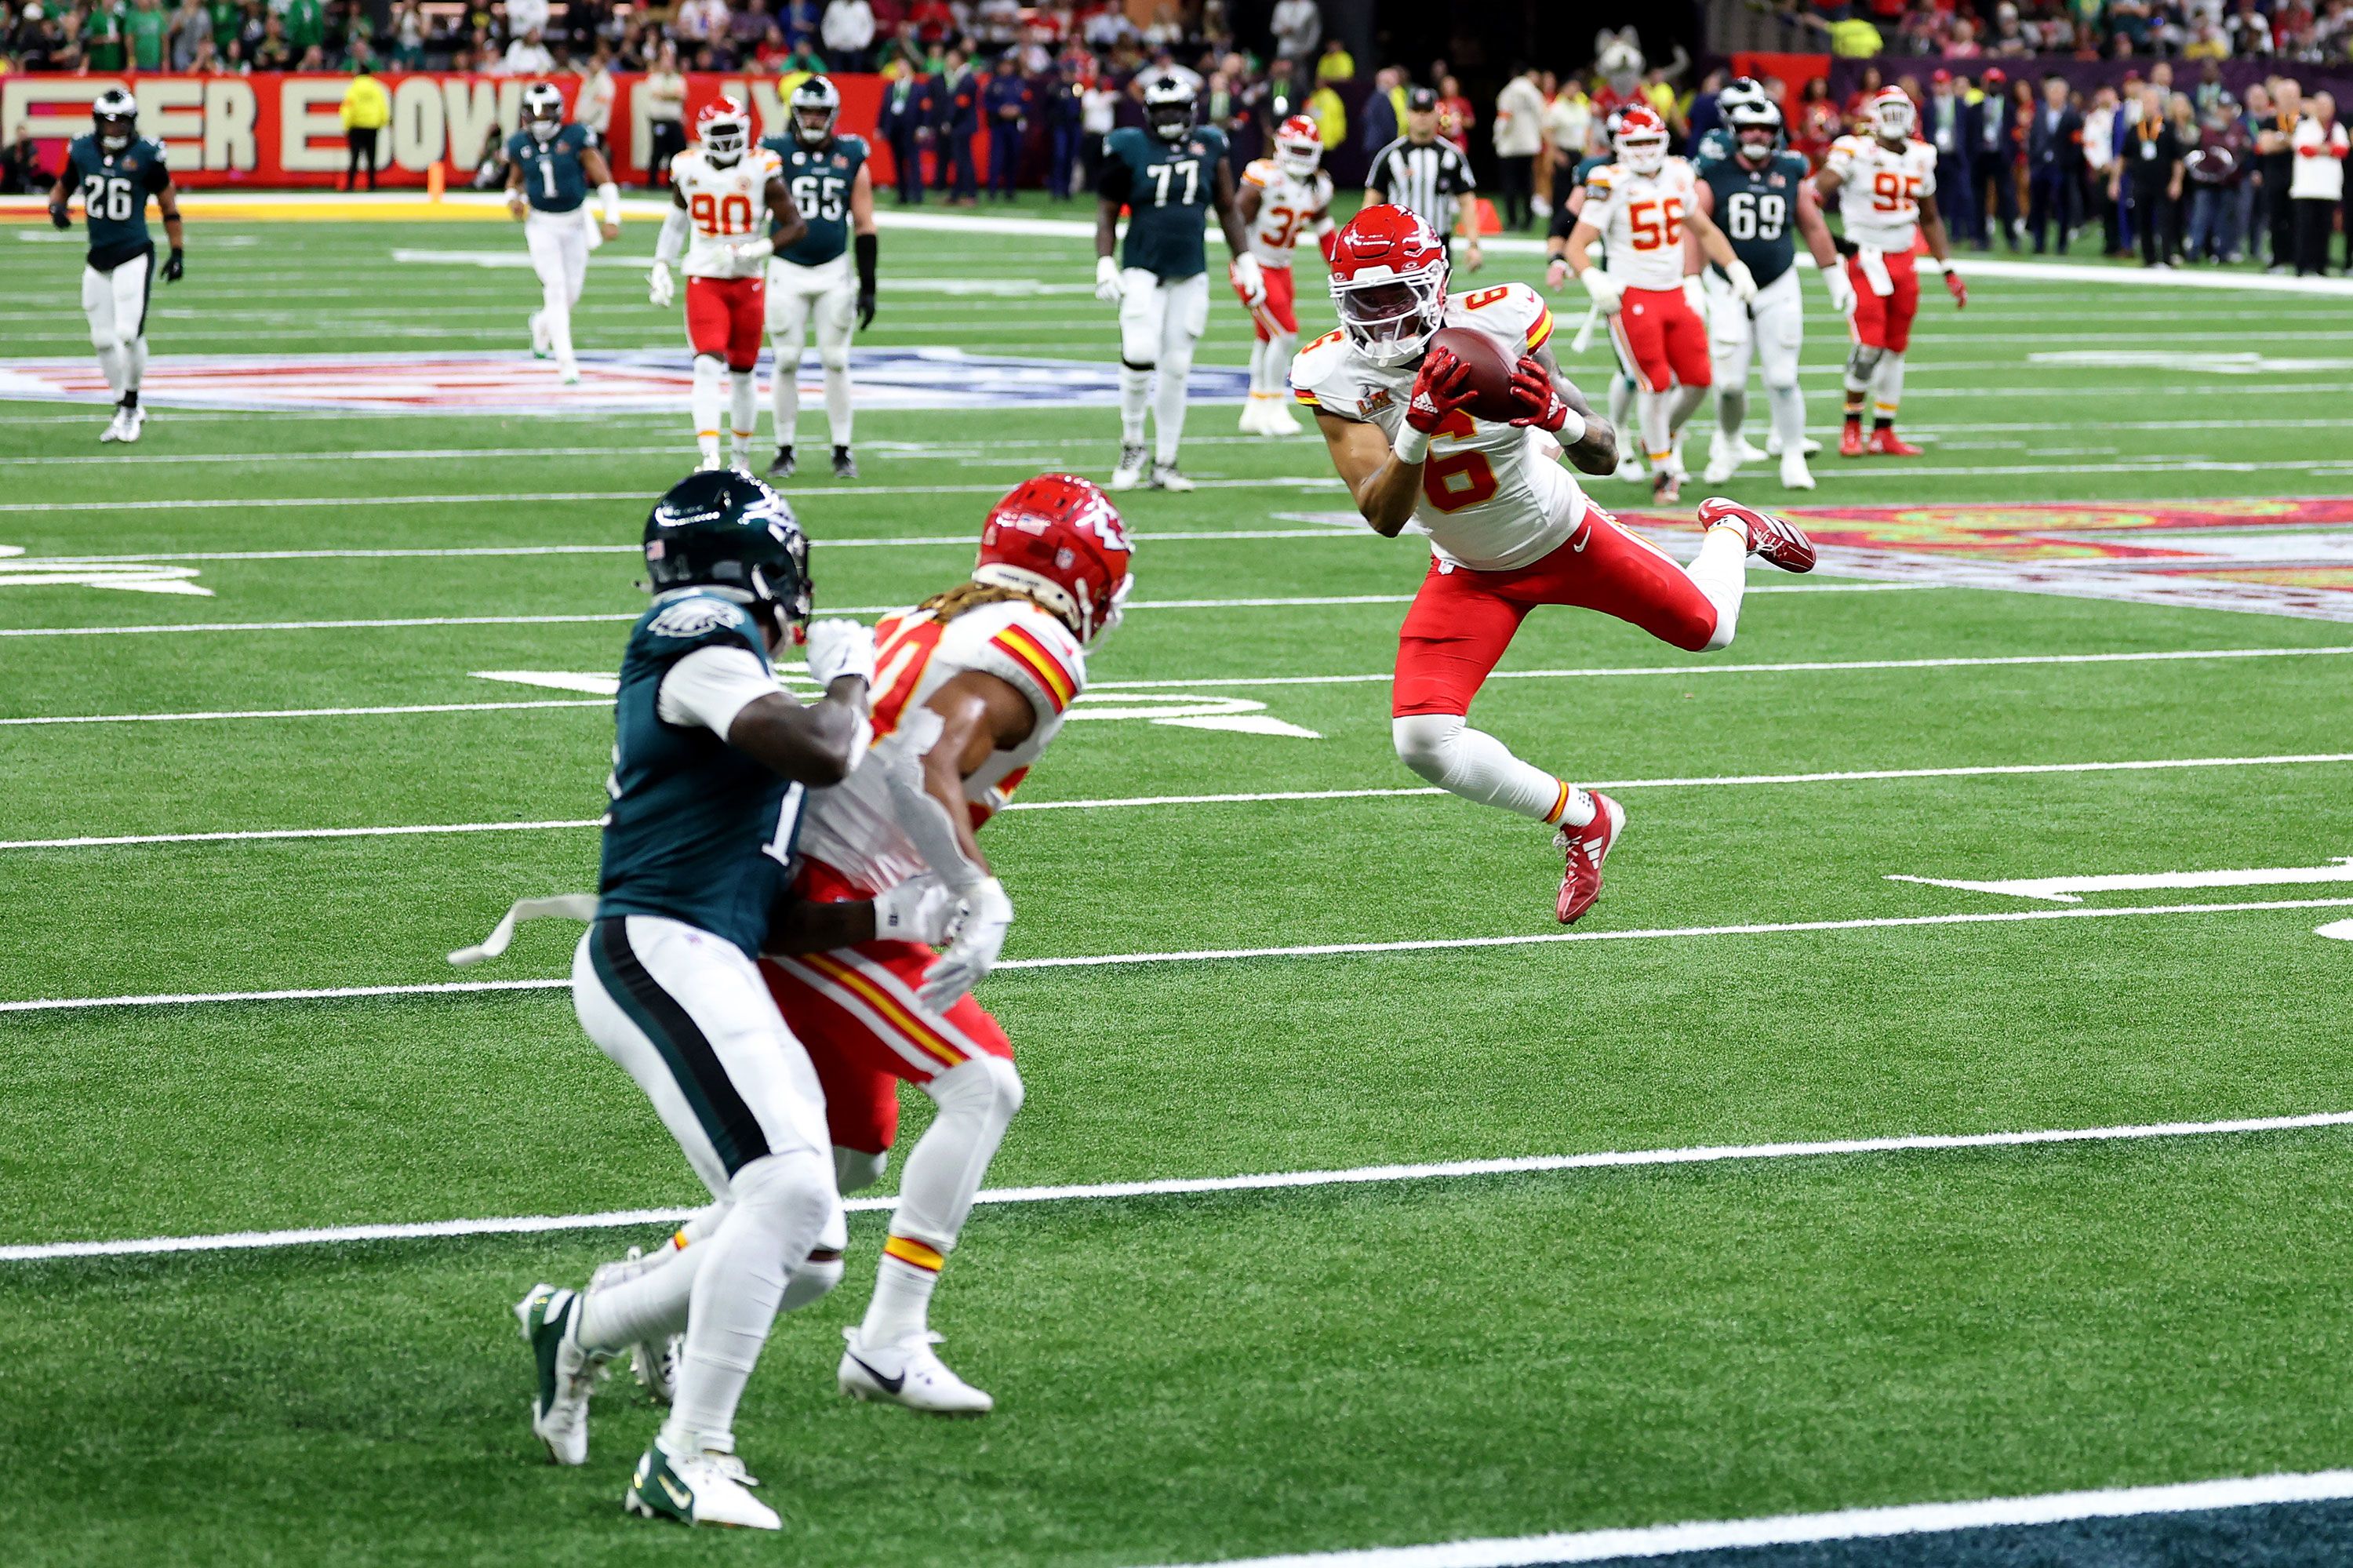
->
[50, 89, 184, 446]
[1293, 206, 1818, 925]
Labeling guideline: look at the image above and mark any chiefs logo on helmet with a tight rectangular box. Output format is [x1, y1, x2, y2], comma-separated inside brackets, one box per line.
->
[973, 474, 1135, 644]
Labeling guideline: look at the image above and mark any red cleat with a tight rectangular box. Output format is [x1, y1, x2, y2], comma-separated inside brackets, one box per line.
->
[1867, 425, 1924, 457]
[1697, 497, 1816, 573]
[1651, 467, 1682, 505]
[1838, 419, 1865, 458]
[1555, 792, 1626, 925]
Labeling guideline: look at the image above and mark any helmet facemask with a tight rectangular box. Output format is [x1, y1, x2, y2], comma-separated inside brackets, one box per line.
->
[1275, 129, 1322, 178]
[791, 82, 840, 147]
[1332, 265, 1448, 369]
[701, 113, 748, 166]
[1617, 129, 1668, 176]
[94, 90, 136, 154]
[1875, 96, 1915, 144]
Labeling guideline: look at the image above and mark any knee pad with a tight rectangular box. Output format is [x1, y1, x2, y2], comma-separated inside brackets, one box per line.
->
[1120, 358, 1157, 373]
[834, 1144, 889, 1195]
[1391, 712, 1465, 784]
[926, 1053, 1024, 1128]
[724, 1148, 834, 1264]
[780, 1249, 844, 1312]
[1845, 345, 1884, 380]
[819, 344, 850, 373]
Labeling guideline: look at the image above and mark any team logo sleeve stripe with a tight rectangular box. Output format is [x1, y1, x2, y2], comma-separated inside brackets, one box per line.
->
[1525, 306, 1555, 352]
[994, 624, 1078, 712]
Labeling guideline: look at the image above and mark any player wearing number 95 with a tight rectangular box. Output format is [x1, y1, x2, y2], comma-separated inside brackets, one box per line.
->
[758, 76, 880, 482]
[516, 469, 872, 1530]
[1094, 72, 1265, 493]
[506, 82, 623, 387]
[50, 89, 184, 446]
[1294, 206, 1818, 925]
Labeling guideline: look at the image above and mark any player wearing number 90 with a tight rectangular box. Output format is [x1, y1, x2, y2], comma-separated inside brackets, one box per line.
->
[1093, 72, 1264, 493]
[506, 82, 624, 387]
[50, 89, 184, 446]
[1294, 205, 1818, 926]
[758, 76, 879, 482]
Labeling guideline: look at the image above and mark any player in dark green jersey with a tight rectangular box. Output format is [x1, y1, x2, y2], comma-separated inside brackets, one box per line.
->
[49, 89, 184, 445]
[504, 82, 621, 385]
[1092, 72, 1261, 492]
[510, 469, 877, 1530]
[757, 76, 880, 481]
[1690, 90, 1849, 489]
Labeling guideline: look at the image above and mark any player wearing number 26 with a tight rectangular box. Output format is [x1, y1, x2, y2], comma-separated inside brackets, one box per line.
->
[50, 88, 184, 445]
[1294, 206, 1817, 926]
[758, 77, 881, 482]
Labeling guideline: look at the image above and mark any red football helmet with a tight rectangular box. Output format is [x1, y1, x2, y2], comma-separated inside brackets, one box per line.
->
[1274, 113, 1323, 177]
[696, 94, 750, 165]
[1326, 205, 1449, 367]
[1869, 86, 1915, 144]
[974, 474, 1134, 644]
[1613, 104, 1669, 174]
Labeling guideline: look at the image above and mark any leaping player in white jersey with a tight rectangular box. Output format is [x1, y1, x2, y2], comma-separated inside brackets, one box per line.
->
[1560, 104, 1756, 505]
[648, 96, 805, 471]
[1293, 206, 1817, 923]
[1815, 86, 1967, 459]
[1232, 115, 1335, 436]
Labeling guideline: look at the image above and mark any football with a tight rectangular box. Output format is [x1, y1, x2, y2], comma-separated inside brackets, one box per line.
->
[1427, 326, 1523, 424]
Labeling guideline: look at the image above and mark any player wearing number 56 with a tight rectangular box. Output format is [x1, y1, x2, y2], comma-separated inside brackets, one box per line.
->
[1293, 204, 1815, 928]
[49, 88, 184, 446]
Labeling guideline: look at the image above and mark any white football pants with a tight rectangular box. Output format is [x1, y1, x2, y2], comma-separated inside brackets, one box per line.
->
[525, 209, 590, 371]
[1117, 267, 1209, 465]
[766, 252, 858, 449]
[82, 249, 151, 400]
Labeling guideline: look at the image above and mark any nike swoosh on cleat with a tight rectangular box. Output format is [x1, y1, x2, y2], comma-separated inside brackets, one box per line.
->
[660, 1475, 692, 1509]
[847, 1352, 907, 1395]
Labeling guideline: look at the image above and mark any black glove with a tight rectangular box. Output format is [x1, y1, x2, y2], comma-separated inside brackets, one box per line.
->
[49, 206, 71, 231]
[856, 288, 876, 330]
[162, 247, 185, 283]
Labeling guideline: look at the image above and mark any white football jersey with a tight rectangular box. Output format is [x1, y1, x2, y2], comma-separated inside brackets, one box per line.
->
[798, 596, 1087, 896]
[1240, 158, 1334, 267]
[1824, 134, 1937, 252]
[1289, 282, 1587, 574]
[671, 145, 784, 279]
[1578, 158, 1700, 291]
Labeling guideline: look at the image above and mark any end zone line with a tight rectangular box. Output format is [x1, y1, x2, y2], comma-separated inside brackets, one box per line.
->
[1137, 1467, 2353, 1568]
[8, 751, 2345, 852]
[5, 1108, 2348, 1264]
[5, 898, 2351, 1012]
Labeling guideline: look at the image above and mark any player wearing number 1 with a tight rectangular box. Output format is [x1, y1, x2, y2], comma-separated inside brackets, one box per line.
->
[505, 82, 623, 387]
[1294, 206, 1817, 924]
[49, 89, 184, 445]
[759, 77, 879, 482]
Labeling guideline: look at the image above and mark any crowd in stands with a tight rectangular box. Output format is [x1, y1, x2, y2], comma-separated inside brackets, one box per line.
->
[1777, 0, 2353, 61]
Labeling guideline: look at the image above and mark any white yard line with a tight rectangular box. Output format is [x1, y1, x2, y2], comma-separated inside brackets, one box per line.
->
[1136, 1468, 2353, 1568]
[5, 897, 2351, 1012]
[13, 526, 1355, 564]
[5, 1107, 2348, 1264]
[0, 478, 1345, 514]
[7, 751, 2346, 852]
[0, 698, 608, 727]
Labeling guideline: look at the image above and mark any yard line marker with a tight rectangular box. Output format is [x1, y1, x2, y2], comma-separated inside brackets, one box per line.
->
[4, 1108, 2348, 1264]
[8, 527, 1360, 565]
[1135, 1468, 2353, 1568]
[0, 698, 609, 727]
[6, 749, 2348, 850]
[1890, 857, 2353, 904]
[6, 898, 2351, 1012]
[0, 478, 1344, 514]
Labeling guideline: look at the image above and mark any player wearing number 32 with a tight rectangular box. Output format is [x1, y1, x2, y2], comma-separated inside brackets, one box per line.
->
[759, 76, 879, 482]
[1293, 206, 1818, 925]
[650, 96, 806, 472]
[1095, 72, 1266, 492]
[1232, 115, 1336, 437]
[506, 82, 623, 387]
[1816, 87, 1967, 459]
[49, 89, 184, 446]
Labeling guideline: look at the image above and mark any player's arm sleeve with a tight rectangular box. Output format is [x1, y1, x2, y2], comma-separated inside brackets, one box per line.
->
[969, 620, 1082, 729]
[655, 644, 783, 735]
[144, 145, 172, 191]
[655, 206, 689, 264]
[1096, 143, 1131, 203]
[1823, 140, 1857, 180]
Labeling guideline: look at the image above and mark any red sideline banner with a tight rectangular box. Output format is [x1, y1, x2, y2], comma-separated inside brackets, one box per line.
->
[0, 71, 940, 187]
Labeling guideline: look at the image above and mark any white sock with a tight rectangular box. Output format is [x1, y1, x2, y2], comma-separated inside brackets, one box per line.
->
[541, 281, 574, 369]
[1608, 373, 1635, 439]
[577, 1235, 706, 1352]
[1247, 337, 1271, 396]
[729, 370, 757, 453]
[1766, 379, 1806, 454]
[1118, 364, 1152, 449]
[1871, 351, 1906, 424]
[663, 1149, 831, 1454]
[1638, 389, 1672, 466]
[823, 363, 852, 448]
[97, 344, 127, 400]
[1267, 330, 1297, 386]
[860, 1056, 1023, 1348]
[1685, 522, 1750, 652]
[692, 355, 725, 463]
[1391, 713, 1593, 828]
[769, 347, 800, 449]
[125, 337, 147, 395]
[1152, 348, 1191, 467]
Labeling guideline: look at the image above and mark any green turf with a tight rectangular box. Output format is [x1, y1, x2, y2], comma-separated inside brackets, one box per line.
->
[2, 210, 2351, 1565]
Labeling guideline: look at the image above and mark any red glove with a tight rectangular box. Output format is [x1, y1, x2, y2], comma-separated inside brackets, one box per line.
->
[1318, 227, 1338, 263]
[1945, 270, 1968, 307]
[1403, 347, 1474, 435]
[1506, 356, 1571, 432]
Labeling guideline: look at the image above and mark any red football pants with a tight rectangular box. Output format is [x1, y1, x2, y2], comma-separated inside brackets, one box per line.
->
[760, 858, 1014, 1157]
[1846, 249, 1920, 352]
[1239, 264, 1297, 340]
[686, 274, 766, 372]
[1608, 284, 1711, 392]
[1391, 506, 1721, 718]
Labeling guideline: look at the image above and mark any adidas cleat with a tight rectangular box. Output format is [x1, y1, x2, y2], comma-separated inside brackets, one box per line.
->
[838, 1328, 994, 1414]
[1698, 496, 1816, 574]
[1554, 792, 1625, 926]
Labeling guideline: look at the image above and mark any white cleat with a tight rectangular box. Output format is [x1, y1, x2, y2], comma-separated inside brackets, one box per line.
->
[838, 1328, 995, 1414]
[99, 408, 131, 443]
[1148, 461, 1195, 493]
[1237, 397, 1267, 434]
[1779, 449, 1816, 490]
[515, 1282, 605, 1466]
[1764, 431, 1823, 458]
[114, 406, 144, 444]
[1702, 440, 1744, 485]
[1612, 452, 1648, 484]
[625, 1437, 780, 1530]
[1107, 442, 1147, 491]
[558, 362, 581, 386]
[1262, 401, 1301, 436]
[529, 310, 551, 359]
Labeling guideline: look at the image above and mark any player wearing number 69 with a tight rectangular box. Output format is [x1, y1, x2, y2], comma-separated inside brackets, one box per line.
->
[758, 77, 880, 482]
[1293, 206, 1818, 926]
[506, 82, 624, 387]
[1093, 72, 1265, 493]
[49, 89, 184, 446]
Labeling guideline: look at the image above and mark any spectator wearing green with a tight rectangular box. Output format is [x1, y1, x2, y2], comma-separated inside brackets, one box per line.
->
[84, 0, 128, 68]
[125, 0, 166, 66]
[206, 0, 239, 52]
[282, 0, 325, 58]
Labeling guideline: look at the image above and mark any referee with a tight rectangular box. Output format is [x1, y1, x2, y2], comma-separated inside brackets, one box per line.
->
[1366, 85, 1483, 271]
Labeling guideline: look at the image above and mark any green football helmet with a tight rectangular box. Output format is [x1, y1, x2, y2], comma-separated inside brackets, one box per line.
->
[642, 471, 813, 641]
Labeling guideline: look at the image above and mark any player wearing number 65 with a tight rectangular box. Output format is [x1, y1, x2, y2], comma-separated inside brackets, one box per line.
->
[758, 76, 881, 482]
[49, 88, 184, 446]
[1292, 205, 1818, 926]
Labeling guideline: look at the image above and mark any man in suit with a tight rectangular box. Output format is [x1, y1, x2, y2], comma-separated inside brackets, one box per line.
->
[1969, 67, 2020, 250]
[938, 45, 980, 205]
[2026, 74, 2084, 253]
[1924, 71, 1975, 246]
[878, 67, 933, 204]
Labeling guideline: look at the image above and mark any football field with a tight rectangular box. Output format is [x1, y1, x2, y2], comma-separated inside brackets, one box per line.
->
[5, 208, 2353, 1565]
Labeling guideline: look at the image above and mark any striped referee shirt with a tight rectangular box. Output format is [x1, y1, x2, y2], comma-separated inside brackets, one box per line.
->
[1366, 136, 1478, 236]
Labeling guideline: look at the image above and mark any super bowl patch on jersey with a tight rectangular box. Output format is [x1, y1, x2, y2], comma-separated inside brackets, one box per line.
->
[647, 598, 746, 638]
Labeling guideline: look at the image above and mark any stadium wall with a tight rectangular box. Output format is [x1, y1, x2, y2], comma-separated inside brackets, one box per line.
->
[1827, 55, 2353, 107]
